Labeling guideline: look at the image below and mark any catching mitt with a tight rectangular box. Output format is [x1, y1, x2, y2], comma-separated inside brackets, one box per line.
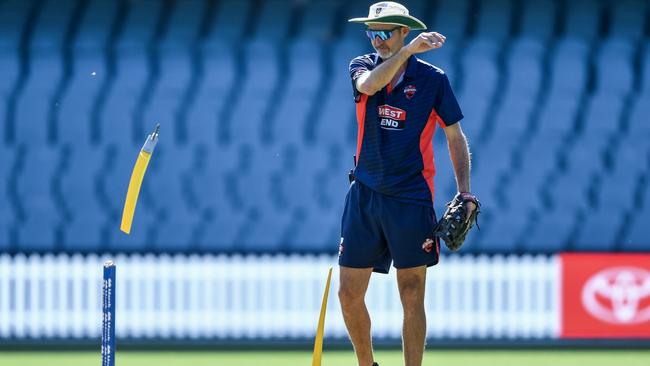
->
[433, 192, 480, 251]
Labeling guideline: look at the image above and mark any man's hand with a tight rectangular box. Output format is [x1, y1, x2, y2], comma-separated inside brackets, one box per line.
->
[404, 32, 445, 55]
[464, 201, 477, 224]
[432, 192, 480, 251]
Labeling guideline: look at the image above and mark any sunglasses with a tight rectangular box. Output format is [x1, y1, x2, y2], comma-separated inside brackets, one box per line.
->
[365, 26, 402, 41]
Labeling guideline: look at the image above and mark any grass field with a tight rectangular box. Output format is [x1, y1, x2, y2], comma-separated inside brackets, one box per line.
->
[1, 350, 649, 366]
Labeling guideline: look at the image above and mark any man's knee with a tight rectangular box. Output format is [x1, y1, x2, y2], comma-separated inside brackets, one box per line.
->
[398, 276, 425, 308]
[338, 283, 364, 308]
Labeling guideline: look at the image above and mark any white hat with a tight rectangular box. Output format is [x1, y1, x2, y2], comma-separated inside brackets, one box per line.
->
[348, 2, 427, 30]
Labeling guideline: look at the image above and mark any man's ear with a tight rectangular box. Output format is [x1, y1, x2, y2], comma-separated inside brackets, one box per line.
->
[402, 26, 410, 38]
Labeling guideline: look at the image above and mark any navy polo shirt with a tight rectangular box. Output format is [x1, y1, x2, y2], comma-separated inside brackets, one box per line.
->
[349, 53, 463, 207]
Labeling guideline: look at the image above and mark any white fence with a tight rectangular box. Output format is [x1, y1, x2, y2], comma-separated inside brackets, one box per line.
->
[0, 253, 560, 340]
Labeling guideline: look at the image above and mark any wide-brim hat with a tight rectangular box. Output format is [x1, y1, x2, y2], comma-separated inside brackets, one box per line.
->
[348, 2, 427, 30]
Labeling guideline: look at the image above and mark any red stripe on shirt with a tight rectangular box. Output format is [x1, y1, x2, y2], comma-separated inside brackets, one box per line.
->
[420, 108, 439, 204]
[355, 94, 368, 164]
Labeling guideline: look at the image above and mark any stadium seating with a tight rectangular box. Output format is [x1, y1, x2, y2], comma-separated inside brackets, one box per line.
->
[0, 0, 648, 255]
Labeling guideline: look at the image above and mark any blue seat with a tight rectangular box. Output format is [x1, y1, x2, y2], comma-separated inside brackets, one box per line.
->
[0, 0, 32, 50]
[185, 144, 239, 217]
[32, 0, 77, 44]
[520, 0, 556, 41]
[14, 147, 62, 252]
[233, 144, 283, 213]
[535, 97, 579, 140]
[642, 45, 650, 95]
[596, 172, 638, 211]
[522, 209, 575, 253]
[62, 217, 104, 253]
[151, 219, 196, 252]
[186, 41, 236, 146]
[251, 0, 292, 41]
[15, 147, 61, 220]
[548, 38, 589, 98]
[560, 141, 606, 183]
[287, 40, 322, 96]
[143, 144, 195, 223]
[160, 0, 204, 46]
[73, 0, 118, 51]
[58, 147, 104, 223]
[206, 0, 252, 42]
[460, 39, 499, 96]
[57, 50, 105, 145]
[564, 0, 603, 41]
[582, 95, 624, 140]
[513, 138, 558, 186]
[272, 97, 312, 145]
[504, 174, 545, 213]
[595, 39, 634, 97]
[0, 147, 16, 227]
[288, 208, 340, 253]
[142, 50, 192, 146]
[628, 94, 650, 135]
[456, 90, 490, 142]
[14, 54, 62, 144]
[505, 37, 544, 99]
[0, 49, 19, 143]
[475, 0, 512, 42]
[474, 209, 527, 253]
[227, 40, 279, 144]
[428, 0, 470, 41]
[622, 210, 650, 251]
[609, 0, 647, 41]
[99, 49, 149, 146]
[546, 173, 592, 212]
[281, 144, 329, 211]
[490, 95, 536, 141]
[195, 209, 251, 252]
[238, 207, 294, 252]
[0, 223, 9, 252]
[58, 144, 104, 253]
[297, 0, 338, 41]
[15, 218, 58, 253]
[572, 211, 623, 251]
[116, 0, 163, 48]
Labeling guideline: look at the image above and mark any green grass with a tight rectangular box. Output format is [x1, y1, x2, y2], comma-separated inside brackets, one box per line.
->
[0, 350, 648, 366]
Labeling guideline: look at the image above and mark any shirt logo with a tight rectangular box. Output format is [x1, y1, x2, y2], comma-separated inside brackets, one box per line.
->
[378, 104, 406, 130]
[404, 85, 417, 99]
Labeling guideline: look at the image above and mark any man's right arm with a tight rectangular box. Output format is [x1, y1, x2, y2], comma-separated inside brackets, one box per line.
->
[355, 48, 412, 96]
[355, 32, 447, 96]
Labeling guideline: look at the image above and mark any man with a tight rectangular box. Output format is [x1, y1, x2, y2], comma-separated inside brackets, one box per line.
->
[339, 2, 477, 366]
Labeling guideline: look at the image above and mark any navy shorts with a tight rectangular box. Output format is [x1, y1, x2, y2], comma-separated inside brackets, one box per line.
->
[338, 180, 440, 274]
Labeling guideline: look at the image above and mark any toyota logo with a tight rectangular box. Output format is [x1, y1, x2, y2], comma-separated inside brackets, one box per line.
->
[581, 267, 650, 324]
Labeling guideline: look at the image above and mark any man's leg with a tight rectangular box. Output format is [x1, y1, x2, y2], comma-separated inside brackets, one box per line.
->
[339, 266, 374, 366]
[397, 265, 427, 366]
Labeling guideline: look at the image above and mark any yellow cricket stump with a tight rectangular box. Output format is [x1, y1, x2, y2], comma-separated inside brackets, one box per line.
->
[120, 124, 160, 234]
[312, 267, 333, 366]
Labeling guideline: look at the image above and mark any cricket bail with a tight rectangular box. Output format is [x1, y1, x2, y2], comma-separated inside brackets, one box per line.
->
[142, 123, 160, 154]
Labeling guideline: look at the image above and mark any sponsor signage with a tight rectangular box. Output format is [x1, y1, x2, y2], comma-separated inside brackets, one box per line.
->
[561, 254, 650, 338]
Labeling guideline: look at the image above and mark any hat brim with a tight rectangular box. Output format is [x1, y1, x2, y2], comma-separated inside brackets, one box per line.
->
[348, 15, 427, 30]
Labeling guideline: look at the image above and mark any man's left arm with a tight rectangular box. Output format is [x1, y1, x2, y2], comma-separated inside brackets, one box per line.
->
[444, 123, 476, 219]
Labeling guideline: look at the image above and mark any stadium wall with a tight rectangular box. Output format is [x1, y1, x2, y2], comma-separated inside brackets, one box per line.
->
[1, 253, 648, 347]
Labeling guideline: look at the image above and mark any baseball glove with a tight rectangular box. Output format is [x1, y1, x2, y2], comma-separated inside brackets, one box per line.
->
[432, 192, 480, 251]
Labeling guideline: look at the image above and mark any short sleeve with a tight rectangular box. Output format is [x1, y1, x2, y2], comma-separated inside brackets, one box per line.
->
[433, 73, 463, 127]
[349, 55, 373, 103]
